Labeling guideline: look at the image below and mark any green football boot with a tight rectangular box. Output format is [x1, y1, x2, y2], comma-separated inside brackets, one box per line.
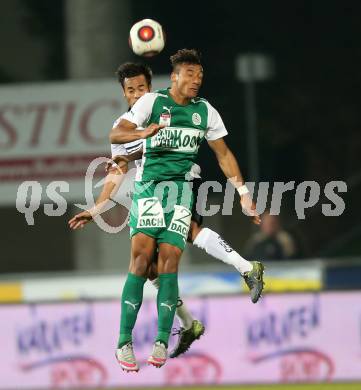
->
[244, 261, 265, 303]
[170, 320, 205, 358]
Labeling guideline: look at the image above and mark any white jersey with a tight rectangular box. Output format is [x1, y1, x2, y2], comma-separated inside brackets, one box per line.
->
[111, 112, 201, 179]
[111, 113, 143, 170]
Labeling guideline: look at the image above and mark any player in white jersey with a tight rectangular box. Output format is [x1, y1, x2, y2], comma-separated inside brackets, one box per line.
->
[69, 62, 264, 370]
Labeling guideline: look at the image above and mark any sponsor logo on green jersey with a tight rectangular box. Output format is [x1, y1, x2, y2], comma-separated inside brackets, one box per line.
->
[150, 127, 204, 152]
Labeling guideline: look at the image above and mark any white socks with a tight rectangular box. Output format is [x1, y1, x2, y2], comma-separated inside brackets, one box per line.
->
[174, 299, 194, 330]
[149, 227, 252, 329]
[150, 278, 194, 330]
[193, 228, 253, 274]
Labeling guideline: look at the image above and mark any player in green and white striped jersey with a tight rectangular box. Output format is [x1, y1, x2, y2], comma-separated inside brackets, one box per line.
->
[110, 51, 264, 370]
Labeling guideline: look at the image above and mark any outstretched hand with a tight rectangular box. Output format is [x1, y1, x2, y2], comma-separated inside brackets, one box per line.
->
[68, 210, 93, 230]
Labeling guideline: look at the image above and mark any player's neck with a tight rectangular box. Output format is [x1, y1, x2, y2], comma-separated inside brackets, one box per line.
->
[168, 87, 190, 106]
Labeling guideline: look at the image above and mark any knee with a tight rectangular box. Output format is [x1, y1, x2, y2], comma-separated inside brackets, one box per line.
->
[157, 244, 182, 274]
[161, 258, 178, 274]
[130, 253, 151, 276]
[159, 252, 181, 274]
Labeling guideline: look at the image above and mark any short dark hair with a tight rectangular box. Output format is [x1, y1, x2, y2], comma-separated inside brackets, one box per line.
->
[116, 62, 152, 88]
[170, 49, 202, 71]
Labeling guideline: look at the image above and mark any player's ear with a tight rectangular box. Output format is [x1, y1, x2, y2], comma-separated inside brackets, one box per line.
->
[171, 72, 178, 83]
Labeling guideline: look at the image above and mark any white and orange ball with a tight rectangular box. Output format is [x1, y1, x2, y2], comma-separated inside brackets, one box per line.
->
[129, 19, 165, 57]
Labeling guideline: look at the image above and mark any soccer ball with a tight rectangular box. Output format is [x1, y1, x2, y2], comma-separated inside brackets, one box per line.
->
[129, 19, 165, 57]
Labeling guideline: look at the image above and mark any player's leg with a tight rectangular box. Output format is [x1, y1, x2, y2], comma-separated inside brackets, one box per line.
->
[190, 179, 264, 303]
[190, 222, 264, 302]
[190, 222, 253, 274]
[169, 303, 205, 358]
[149, 264, 193, 330]
[189, 180, 253, 274]
[148, 254, 205, 359]
[147, 179, 196, 366]
[119, 233, 156, 346]
[116, 232, 156, 372]
[189, 179, 248, 272]
[147, 242, 182, 367]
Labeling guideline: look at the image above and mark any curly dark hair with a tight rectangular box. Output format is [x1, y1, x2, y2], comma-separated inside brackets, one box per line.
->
[115, 62, 152, 88]
[170, 49, 202, 71]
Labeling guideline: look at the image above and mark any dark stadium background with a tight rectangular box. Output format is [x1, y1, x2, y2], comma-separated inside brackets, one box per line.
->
[0, 0, 359, 268]
[1, 2, 361, 389]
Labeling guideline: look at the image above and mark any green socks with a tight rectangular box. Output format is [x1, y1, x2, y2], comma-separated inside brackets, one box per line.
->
[118, 272, 179, 349]
[156, 273, 178, 347]
[118, 273, 146, 348]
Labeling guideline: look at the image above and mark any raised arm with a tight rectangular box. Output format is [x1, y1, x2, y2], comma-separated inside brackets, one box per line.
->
[208, 137, 261, 225]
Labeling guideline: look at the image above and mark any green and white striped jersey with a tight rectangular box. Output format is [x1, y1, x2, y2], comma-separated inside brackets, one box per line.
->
[123, 88, 228, 181]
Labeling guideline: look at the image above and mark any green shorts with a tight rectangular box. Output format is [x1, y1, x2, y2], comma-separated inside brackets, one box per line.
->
[129, 180, 193, 251]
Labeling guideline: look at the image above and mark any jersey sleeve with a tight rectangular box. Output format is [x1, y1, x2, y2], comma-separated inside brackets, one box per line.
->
[124, 93, 156, 127]
[205, 102, 228, 141]
[120, 110, 134, 124]
[112, 112, 126, 128]
[111, 113, 129, 158]
[111, 112, 144, 158]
